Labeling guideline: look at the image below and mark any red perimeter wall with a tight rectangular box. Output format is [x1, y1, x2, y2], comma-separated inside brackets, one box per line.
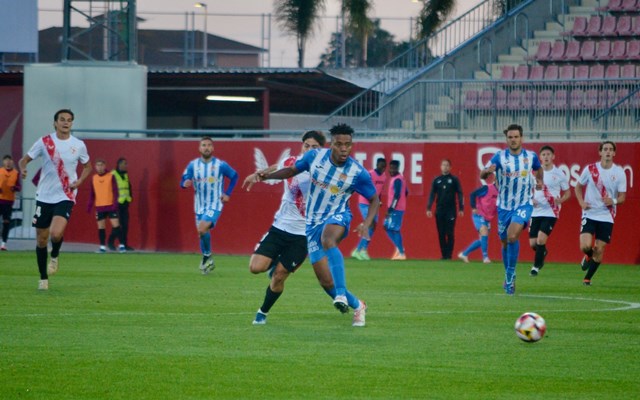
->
[63, 139, 639, 264]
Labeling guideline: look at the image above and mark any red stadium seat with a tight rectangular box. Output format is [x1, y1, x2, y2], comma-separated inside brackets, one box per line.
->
[601, 16, 617, 36]
[544, 65, 559, 80]
[615, 16, 632, 36]
[570, 89, 585, 110]
[496, 90, 508, 110]
[597, 0, 622, 11]
[620, 0, 638, 11]
[610, 41, 627, 60]
[590, 64, 605, 80]
[595, 41, 613, 61]
[564, 17, 587, 36]
[523, 90, 537, 108]
[621, 64, 636, 79]
[585, 16, 602, 37]
[559, 65, 574, 81]
[507, 90, 523, 110]
[563, 41, 582, 61]
[500, 65, 515, 80]
[477, 90, 494, 110]
[575, 65, 590, 80]
[584, 89, 600, 109]
[632, 16, 640, 36]
[529, 65, 544, 80]
[463, 90, 479, 110]
[553, 90, 569, 110]
[515, 65, 529, 80]
[626, 40, 640, 60]
[549, 41, 566, 61]
[580, 41, 597, 61]
[537, 90, 553, 110]
[530, 42, 551, 61]
[605, 64, 621, 79]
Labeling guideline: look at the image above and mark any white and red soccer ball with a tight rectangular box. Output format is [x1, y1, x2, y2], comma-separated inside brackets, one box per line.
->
[514, 312, 547, 342]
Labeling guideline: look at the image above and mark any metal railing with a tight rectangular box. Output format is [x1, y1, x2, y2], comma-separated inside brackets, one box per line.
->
[370, 78, 640, 136]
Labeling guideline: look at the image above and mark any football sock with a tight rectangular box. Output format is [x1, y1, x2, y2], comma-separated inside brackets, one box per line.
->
[584, 261, 601, 280]
[51, 237, 63, 258]
[323, 287, 337, 299]
[463, 239, 481, 256]
[501, 246, 508, 269]
[535, 244, 547, 269]
[113, 226, 124, 245]
[326, 247, 346, 296]
[98, 228, 106, 246]
[36, 246, 48, 279]
[585, 248, 594, 259]
[357, 238, 370, 251]
[507, 241, 520, 279]
[2, 221, 9, 242]
[395, 233, 405, 254]
[345, 291, 360, 309]
[260, 286, 282, 314]
[480, 236, 488, 258]
[199, 231, 211, 255]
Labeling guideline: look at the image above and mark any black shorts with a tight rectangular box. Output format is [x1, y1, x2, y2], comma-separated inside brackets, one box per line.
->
[32, 201, 74, 229]
[580, 218, 614, 244]
[529, 216, 557, 238]
[96, 211, 119, 221]
[0, 203, 12, 221]
[254, 226, 308, 272]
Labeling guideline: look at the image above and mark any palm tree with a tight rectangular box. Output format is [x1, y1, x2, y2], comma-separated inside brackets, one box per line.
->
[416, 0, 456, 39]
[343, 0, 374, 67]
[274, 0, 326, 67]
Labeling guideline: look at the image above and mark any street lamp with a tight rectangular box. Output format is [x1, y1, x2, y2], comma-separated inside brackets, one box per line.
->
[194, 2, 208, 67]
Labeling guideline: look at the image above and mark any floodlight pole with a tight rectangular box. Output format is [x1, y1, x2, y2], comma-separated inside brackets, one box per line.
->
[195, 2, 208, 68]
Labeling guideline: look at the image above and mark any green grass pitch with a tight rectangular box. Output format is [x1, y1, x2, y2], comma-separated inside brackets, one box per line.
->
[1, 252, 639, 399]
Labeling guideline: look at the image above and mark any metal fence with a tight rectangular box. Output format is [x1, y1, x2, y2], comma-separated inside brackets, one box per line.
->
[372, 78, 640, 136]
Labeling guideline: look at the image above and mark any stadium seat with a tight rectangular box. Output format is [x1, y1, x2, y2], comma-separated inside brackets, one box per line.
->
[605, 64, 621, 79]
[570, 89, 585, 110]
[496, 90, 508, 110]
[632, 16, 640, 36]
[620, 0, 638, 11]
[614, 88, 630, 107]
[507, 90, 523, 110]
[559, 65, 574, 80]
[611, 41, 627, 60]
[515, 65, 529, 80]
[601, 16, 618, 36]
[600, 90, 617, 108]
[529, 65, 545, 80]
[590, 64, 605, 80]
[621, 64, 636, 79]
[615, 16, 632, 36]
[544, 65, 559, 80]
[463, 90, 479, 110]
[564, 16, 587, 36]
[563, 41, 581, 61]
[585, 16, 602, 37]
[553, 90, 569, 110]
[575, 65, 590, 80]
[580, 41, 597, 61]
[530, 42, 551, 61]
[597, 0, 622, 11]
[584, 89, 600, 109]
[500, 65, 515, 80]
[523, 90, 537, 108]
[537, 90, 553, 110]
[595, 41, 613, 61]
[549, 41, 566, 61]
[477, 90, 494, 110]
[626, 40, 640, 60]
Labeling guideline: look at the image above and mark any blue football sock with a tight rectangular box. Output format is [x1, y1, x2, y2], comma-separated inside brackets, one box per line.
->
[326, 247, 346, 296]
[501, 246, 508, 270]
[200, 232, 211, 255]
[506, 241, 519, 281]
[323, 287, 337, 299]
[345, 290, 360, 309]
[357, 238, 370, 251]
[480, 236, 489, 258]
[393, 232, 405, 254]
[463, 239, 481, 256]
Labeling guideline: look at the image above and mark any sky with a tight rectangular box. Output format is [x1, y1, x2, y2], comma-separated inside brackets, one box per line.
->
[38, 0, 475, 68]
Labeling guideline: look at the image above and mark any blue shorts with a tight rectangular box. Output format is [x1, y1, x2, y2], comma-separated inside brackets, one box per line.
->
[196, 209, 222, 228]
[383, 210, 404, 232]
[358, 203, 378, 224]
[472, 213, 491, 231]
[497, 205, 532, 239]
[307, 211, 352, 264]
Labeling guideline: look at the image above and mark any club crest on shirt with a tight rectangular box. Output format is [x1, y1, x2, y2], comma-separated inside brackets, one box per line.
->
[339, 173, 348, 181]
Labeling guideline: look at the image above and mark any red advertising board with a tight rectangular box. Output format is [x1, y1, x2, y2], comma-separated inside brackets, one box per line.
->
[64, 139, 638, 264]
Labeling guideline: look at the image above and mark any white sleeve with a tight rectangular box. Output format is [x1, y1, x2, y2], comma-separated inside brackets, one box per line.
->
[617, 168, 627, 193]
[27, 138, 43, 160]
[78, 141, 90, 164]
[560, 172, 570, 190]
[577, 167, 590, 186]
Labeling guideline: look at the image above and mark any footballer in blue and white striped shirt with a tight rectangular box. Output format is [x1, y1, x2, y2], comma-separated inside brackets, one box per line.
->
[181, 137, 238, 274]
[258, 124, 379, 327]
[481, 124, 543, 295]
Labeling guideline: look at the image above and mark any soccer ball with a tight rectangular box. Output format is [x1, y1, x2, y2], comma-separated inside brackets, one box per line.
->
[514, 312, 547, 342]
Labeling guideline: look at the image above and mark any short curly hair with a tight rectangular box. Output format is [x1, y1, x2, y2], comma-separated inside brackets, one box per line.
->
[329, 123, 354, 136]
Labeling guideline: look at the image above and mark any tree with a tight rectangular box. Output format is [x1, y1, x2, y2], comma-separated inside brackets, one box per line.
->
[415, 0, 456, 39]
[317, 20, 411, 68]
[274, 0, 326, 68]
[343, 0, 374, 67]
